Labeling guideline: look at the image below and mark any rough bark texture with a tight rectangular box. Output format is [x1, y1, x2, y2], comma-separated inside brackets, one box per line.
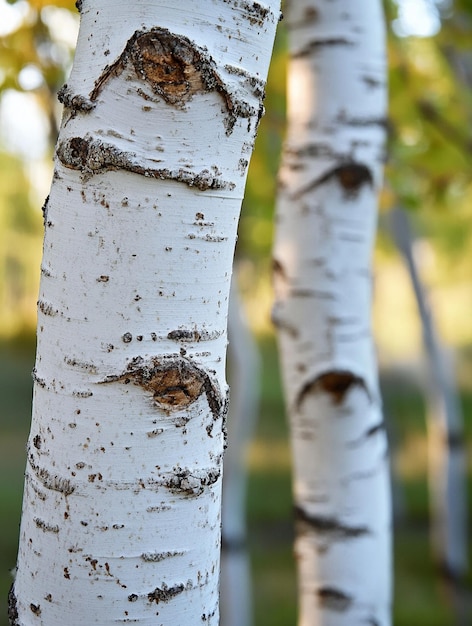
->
[273, 1, 392, 624]
[11, 2, 279, 624]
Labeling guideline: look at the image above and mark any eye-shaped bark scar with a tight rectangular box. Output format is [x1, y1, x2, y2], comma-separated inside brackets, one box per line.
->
[100, 357, 223, 417]
[90, 27, 252, 133]
[296, 370, 369, 408]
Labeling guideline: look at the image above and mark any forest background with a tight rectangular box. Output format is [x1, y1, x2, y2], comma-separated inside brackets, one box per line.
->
[0, 0, 472, 624]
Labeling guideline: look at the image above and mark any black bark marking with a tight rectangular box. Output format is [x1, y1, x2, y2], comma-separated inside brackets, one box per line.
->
[141, 550, 185, 562]
[167, 328, 223, 342]
[64, 356, 98, 373]
[75, 0, 82, 13]
[337, 112, 388, 130]
[8, 584, 19, 626]
[224, 64, 266, 99]
[57, 84, 94, 113]
[347, 421, 385, 449]
[272, 258, 288, 282]
[57, 135, 233, 190]
[294, 38, 355, 58]
[89, 27, 254, 134]
[29, 603, 41, 616]
[34, 518, 60, 534]
[38, 299, 59, 317]
[294, 506, 370, 539]
[147, 582, 186, 603]
[238, 1, 270, 26]
[292, 163, 373, 200]
[334, 164, 373, 197]
[366, 421, 385, 438]
[28, 451, 75, 496]
[165, 467, 221, 497]
[41, 195, 49, 227]
[297, 371, 368, 408]
[317, 587, 352, 612]
[101, 356, 223, 418]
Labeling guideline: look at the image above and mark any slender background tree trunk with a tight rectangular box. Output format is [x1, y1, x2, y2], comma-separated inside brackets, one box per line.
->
[390, 208, 468, 623]
[272, 1, 392, 624]
[220, 277, 261, 626]
[10, 2, 279, 624]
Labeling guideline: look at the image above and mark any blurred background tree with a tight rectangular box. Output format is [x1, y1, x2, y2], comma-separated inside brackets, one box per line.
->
[0, 0, 471, 624]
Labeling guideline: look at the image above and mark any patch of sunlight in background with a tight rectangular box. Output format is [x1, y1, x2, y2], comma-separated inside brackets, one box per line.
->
[0, 90, 49, 160]
[393, 0, 444, 38]
[0, 0, 29, 37]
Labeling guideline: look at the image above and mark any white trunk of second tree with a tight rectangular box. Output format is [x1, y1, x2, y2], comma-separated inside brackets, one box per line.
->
[273, 2, 391, 624]
[10, 2, 279, 625]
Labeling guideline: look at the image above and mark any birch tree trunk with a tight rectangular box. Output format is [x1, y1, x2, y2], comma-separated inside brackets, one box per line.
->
[272, 1, 392, 624]
[10, 2, 279, 624]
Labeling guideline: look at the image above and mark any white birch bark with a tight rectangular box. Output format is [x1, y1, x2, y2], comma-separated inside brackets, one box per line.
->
[390, 208, 468, 581]
[10, 2, 279, 625]
[272, 1, 392, 624]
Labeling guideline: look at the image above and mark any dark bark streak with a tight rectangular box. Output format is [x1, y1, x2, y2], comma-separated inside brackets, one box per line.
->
[57, 136, 234, 190]
[294, 38, 355, 59]
[8, 584, 19, 626]
[28, 451, 75, 496]
[141, 550, 185, 562]
[41, 195, 49, 228]
[317, 586, 353, 612]
[291, 163, 373, 200]
[147, 582, 187, 603]
[165, 467, 221, 497]
[167, 328, 223, 342]
[57, 84, 94, 113]
[296, 371, 368, 408]
[294, 506, 370, 539]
